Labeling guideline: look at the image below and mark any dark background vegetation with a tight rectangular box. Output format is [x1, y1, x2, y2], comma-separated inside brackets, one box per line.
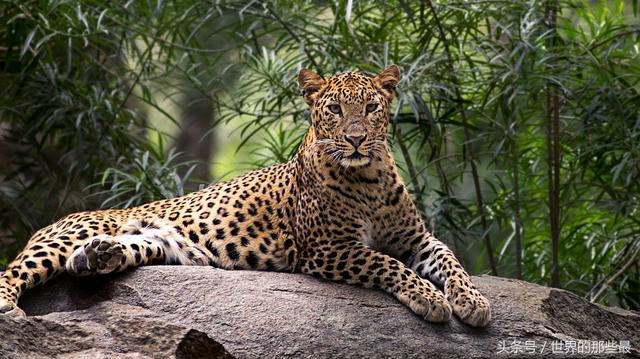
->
[0, 0, 638, 310]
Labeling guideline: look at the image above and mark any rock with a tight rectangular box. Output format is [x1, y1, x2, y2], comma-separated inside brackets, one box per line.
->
[0, 305, 233, 359]
[1, 266, 637, 358]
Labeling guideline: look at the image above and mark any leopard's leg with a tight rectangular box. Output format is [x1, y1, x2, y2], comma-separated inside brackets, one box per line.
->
[0, 211, 127, 316]
[299, 240, 452, 323]
[66, 218, 217, 276]
[0, 273, 26, 317]
[379, 197, 491, 327]
[408, 234, 491, 327]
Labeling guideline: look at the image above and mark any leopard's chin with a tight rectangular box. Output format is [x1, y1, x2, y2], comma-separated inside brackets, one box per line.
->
[340, 152, 372, 168]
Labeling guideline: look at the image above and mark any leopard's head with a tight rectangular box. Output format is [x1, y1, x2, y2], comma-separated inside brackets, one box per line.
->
[298, 65, 400, 168]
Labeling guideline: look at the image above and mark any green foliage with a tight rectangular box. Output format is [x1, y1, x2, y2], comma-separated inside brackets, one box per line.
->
[0, 0, 638, 310]
[0, 0, 218, 260]
[94, 143, 197, 209]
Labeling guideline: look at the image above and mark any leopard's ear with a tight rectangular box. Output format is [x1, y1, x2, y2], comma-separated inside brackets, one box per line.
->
[298, 69, 325, 105]
[374, 65, 401, 101]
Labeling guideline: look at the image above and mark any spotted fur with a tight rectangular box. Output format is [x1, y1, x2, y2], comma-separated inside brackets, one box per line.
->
[0, 65, 490, 326]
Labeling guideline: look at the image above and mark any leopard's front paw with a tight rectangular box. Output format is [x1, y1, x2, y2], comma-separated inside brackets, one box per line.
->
[446, 283, 491, 327]
[399, 290, 452, 323]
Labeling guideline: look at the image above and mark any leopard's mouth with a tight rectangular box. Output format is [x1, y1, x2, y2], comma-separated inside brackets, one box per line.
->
[340, 151, 371, 168]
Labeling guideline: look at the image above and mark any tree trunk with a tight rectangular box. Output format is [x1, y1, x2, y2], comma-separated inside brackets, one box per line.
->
[545, 0, 562, 288]
[174, 90, 215, 188]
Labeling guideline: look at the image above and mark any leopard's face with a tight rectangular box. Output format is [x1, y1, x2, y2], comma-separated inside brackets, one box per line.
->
[298, 66, 400, 168]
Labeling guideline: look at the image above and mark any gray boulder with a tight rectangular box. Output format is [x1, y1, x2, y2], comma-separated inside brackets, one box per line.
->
[1, 266, 637, 358]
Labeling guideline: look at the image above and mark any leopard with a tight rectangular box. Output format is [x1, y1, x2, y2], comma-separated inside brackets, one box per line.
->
[0, 65, 491, 327]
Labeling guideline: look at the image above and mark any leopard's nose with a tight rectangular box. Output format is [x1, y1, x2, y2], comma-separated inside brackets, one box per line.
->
[345, 133, 367, 148]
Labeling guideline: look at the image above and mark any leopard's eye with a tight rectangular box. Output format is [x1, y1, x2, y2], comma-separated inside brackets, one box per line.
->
[366, 103, 377, 113]
[328, 104, 342, 115]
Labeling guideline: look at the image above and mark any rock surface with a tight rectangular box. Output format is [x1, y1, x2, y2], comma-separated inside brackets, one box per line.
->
[1, 266, 638, 358]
